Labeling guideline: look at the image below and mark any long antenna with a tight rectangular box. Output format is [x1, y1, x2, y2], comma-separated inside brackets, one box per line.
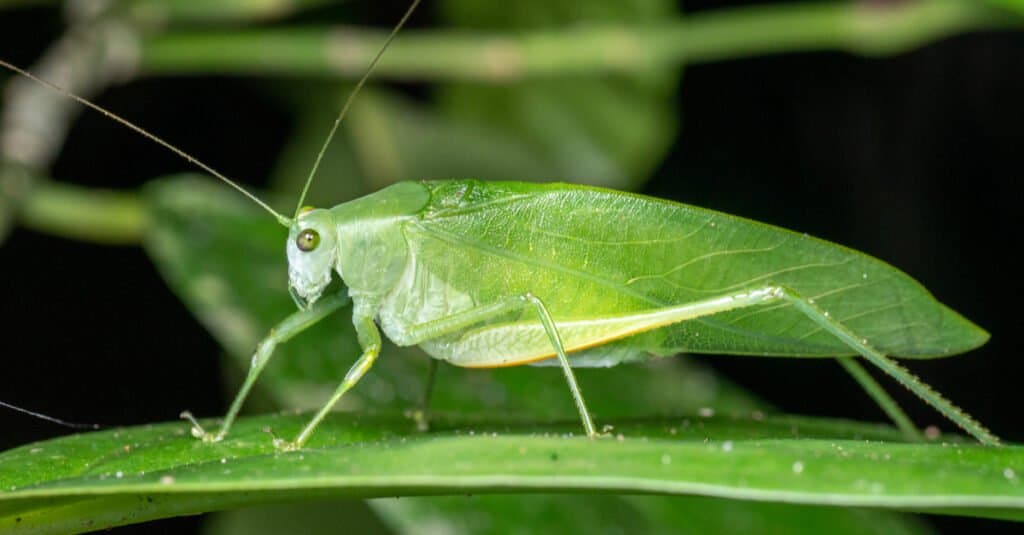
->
[293, 0, 422, 217]
[0, 59, 292, 227]
[0, 399, 102, 430]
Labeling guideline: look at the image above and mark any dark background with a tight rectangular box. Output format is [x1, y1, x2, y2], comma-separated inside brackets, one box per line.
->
[1, 1, 1022, 533]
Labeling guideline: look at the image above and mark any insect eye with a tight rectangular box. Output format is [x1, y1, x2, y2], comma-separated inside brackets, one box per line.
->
[296, 229, 320, 252]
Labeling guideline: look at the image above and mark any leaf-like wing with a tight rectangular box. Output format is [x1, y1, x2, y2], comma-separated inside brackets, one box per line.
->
[410, 181, 987, 358]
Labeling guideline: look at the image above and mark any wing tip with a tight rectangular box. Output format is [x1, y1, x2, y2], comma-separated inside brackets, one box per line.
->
[917, 306, 990, 358]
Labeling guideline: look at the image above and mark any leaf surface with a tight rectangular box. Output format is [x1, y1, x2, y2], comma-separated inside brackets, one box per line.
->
[1, 412, 1021, 533]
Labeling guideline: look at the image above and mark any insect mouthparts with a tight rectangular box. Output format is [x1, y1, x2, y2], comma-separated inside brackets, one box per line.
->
[289, 287, 309, 310]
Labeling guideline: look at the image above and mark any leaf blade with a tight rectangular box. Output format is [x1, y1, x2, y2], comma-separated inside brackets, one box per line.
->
[1, 413, 1021, 533]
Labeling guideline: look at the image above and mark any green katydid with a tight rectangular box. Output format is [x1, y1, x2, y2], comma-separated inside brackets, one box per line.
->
[0, 1, 999, 451]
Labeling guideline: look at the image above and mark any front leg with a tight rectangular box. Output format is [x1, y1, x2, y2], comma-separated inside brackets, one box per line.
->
[182, 292, 349, 443]
[276, 300, 382, 450]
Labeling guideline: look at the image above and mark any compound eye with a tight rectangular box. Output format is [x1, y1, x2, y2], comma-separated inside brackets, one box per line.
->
[296, 229, 320, 252]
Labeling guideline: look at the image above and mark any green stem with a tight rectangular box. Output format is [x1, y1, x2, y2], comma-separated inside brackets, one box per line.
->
[20, 181, 146, 244]
[140, 1, 1016, 81]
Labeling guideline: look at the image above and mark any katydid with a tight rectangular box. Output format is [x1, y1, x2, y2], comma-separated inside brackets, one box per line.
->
[191, 178, 997, 450]
[0, 2, 999, 450]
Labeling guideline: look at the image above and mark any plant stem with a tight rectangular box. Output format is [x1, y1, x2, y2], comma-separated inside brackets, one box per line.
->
[19, 181, 146, 244]
[140, 1, 1015, 81]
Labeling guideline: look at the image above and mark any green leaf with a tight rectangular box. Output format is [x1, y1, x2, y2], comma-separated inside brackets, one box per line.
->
[1, 412, 1021, 533]
[369, 495, 932, 535]
[206, 494, 930, 535]
[436, 0, 678, 189]
[270, 87, 563, 202]
[987, 0, 1024, 15]
[203, 500, 392, 535]
[438, 0, 678, 189]
[266, 0, 679, 201]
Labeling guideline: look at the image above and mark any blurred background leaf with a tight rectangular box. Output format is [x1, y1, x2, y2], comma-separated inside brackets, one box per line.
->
[987, 0, 1024, 16]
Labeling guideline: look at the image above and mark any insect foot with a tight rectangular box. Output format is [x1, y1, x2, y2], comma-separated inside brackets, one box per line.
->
[256, 426, 301, 451]
[404, 408, 431, 432]
[180, 411, 223, 443]
[272, 439, 301, 452]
